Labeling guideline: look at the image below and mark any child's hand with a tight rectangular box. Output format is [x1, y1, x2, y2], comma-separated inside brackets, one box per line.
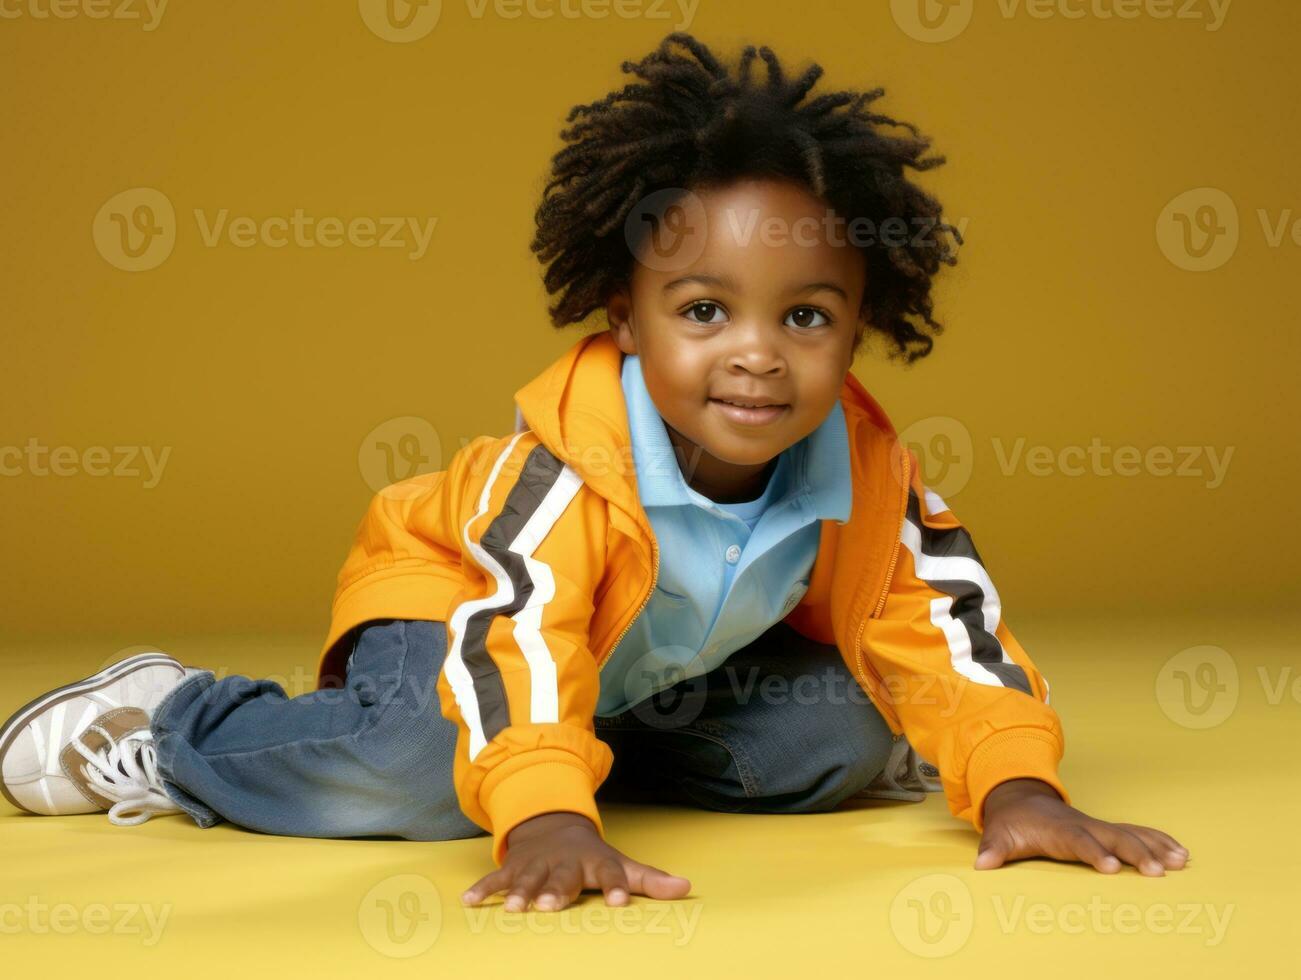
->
[974, 778, 1191, 876]
[460, 812, 692, 912]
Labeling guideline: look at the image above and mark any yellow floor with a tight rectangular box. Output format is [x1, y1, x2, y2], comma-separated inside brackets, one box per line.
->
[2, 613, 1295, 977]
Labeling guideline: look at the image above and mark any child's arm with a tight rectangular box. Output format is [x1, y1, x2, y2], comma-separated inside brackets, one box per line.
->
[860, 449, 1189, 875]
[430, 433, 691, 909]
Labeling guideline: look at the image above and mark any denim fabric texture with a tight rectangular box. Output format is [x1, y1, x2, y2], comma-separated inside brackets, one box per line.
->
[150, 618, 894, 838]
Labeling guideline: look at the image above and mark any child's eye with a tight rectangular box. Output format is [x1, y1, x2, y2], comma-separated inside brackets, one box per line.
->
[785, 306, 830, 329]
[683, 301, 728, 325]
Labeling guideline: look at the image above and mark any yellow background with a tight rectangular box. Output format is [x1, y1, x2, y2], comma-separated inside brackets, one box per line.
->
[2, 2, 1294, 641]
[2, 3, 1298, 978]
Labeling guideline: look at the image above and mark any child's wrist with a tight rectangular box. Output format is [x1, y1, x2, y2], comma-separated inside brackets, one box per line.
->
[984, 777, 1063, 812]
[506, 810, 599, 847]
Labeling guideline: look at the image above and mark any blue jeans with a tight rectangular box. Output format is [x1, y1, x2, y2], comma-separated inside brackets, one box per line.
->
[149, 618, 896, 839]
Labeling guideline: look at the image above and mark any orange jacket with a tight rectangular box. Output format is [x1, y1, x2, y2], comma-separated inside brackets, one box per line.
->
[316, 329, 1070, 864]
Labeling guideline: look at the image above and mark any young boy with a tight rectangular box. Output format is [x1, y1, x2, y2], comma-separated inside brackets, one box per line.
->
[0, 32, 1187, 914]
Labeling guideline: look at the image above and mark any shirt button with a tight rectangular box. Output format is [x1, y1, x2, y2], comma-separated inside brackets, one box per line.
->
[725, 544, 741, 564]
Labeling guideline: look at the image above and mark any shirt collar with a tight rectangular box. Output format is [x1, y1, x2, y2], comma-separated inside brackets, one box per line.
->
[621, 352, 853, 525]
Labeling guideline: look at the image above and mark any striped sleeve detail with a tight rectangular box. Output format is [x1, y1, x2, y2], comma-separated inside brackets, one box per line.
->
[900, 485, 1037, 698]
[442, 433, 587, 760]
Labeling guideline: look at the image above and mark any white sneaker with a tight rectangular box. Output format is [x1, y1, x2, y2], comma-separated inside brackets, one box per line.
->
[856, 734, 943, 803]
[0, 653, 188, 824]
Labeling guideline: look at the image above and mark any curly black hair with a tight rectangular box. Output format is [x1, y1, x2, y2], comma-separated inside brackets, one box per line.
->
[529, 31, 963, 364]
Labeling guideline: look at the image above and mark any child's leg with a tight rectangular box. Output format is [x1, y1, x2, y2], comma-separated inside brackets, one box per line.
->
[593, 620, 897, 813]
[149, 618, 486, 842]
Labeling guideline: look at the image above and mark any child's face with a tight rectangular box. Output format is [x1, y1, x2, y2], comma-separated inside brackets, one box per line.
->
[608, 178, 868, 501]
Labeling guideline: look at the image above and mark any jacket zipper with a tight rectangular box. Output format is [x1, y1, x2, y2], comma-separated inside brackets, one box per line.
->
[852, 446, 909, 731]
[597, 534, 659, 672]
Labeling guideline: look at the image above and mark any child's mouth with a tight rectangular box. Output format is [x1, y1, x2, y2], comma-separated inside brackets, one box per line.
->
[708, 398, 789, 426]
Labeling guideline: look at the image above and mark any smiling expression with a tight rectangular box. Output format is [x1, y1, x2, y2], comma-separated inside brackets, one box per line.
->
[607, 178, 869, 503]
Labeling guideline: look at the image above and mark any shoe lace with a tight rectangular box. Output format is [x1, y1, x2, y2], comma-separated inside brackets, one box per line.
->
[72, 724, 179, 826]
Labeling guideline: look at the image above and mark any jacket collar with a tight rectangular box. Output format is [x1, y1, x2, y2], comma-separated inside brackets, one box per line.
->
[619, 350, 853, 524]
[513, 329, 903, 537]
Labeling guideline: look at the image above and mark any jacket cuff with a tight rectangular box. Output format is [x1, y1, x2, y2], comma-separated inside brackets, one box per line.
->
[482, 759, 606, 867]
[965, 727, 1071, 833]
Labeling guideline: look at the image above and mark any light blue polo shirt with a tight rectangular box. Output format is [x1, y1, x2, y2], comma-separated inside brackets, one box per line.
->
[595, 353, 853, 716]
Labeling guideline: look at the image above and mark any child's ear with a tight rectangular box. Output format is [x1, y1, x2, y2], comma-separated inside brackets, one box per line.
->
[606, 285, 637, 355]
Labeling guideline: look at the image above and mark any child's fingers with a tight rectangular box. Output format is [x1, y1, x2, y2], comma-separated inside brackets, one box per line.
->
[1063, 825, 1122, 873]
[593, 858, 632, 906]
[461, 868, 513, 906]
[973, 830, 1012, 869]
[534, 862, 583, 911]
[622, 860, 692, 900]
[1112, 823, 1190, 868]
[1093, 824, 1166, 876]
[503, 857, 551, 912]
